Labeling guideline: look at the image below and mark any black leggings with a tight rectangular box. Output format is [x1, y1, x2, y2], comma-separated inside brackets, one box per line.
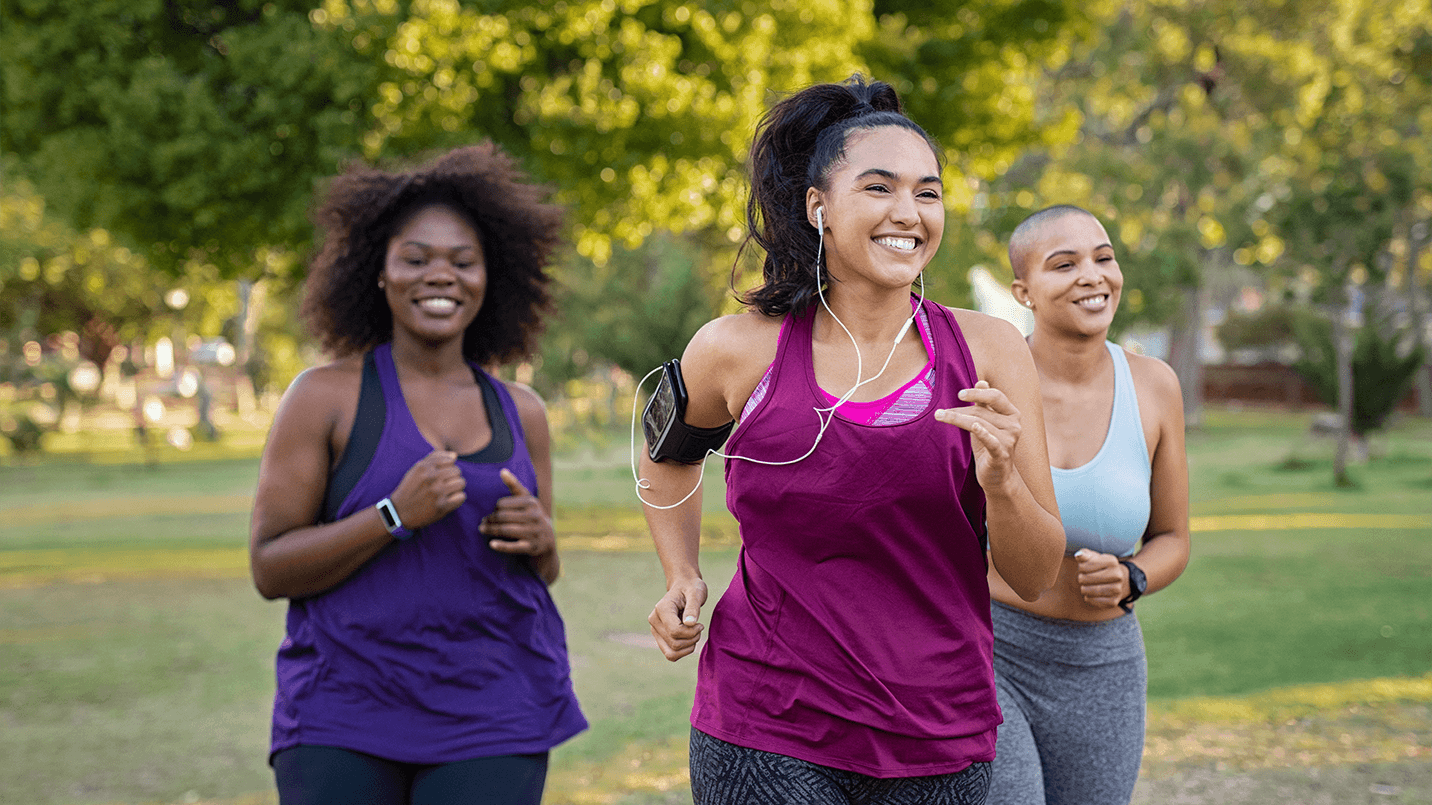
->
[272, 745, 548, 805]
[690, 728, 991, 805]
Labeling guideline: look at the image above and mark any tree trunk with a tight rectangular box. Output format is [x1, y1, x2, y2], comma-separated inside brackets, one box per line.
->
[1166, 285, 1204, 428]
[1332, 286, 1356, 486]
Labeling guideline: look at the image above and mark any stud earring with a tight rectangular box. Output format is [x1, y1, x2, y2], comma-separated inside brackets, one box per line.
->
[378, 279, 386, 289]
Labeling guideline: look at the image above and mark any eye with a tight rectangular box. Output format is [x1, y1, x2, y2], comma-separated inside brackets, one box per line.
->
[918, 189, 942, 200]
[865, 183, 890, 193]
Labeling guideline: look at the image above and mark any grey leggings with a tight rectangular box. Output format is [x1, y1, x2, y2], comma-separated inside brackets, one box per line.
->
[987, 602, 1146, 805]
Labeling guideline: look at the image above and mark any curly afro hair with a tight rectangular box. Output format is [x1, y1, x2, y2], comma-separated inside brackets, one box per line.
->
[301, 143, 564, 366]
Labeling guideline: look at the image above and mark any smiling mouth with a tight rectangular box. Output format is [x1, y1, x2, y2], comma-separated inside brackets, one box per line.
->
[1075, 294, 1110, 309]
[874, 236, 919, 252]
[417, 297, 459, 313]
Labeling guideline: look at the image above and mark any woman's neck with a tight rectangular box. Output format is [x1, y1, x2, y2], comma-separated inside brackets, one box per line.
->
[815, 283, 916, 347]
[389, 333, 469, 377]
[1026, 326, 1109, 384]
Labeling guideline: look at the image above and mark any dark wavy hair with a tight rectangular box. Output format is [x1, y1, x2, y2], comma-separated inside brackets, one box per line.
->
[301, 143, 564, 365]
[738, 75, 944, 317]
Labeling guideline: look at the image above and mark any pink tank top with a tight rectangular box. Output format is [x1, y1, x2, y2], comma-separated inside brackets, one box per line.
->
[695, 299, 996, 778]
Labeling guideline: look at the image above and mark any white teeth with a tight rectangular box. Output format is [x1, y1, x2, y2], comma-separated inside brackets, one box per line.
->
[875, 236, 917, 251]
[1076, 295, 1108, 308]
[418, 298, 457, 313]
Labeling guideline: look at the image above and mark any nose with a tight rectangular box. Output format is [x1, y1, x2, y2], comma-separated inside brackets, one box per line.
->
[890, 190, 920, 226]
[423, 258, 458, 283]
[1075, 257, 1102, 284]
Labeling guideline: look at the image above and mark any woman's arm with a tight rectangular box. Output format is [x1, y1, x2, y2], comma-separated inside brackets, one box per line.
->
[483, 383, 561, 584]
[248, 366, 467, 599]
[939, 311, 1064, 601]
[643, 313, 776, 661]
[1126, 355, 1191, 596]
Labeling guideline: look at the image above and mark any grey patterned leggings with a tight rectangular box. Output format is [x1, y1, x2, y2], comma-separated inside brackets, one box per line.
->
[689, 728, 991, 805]
[986, 601, 1147, 805]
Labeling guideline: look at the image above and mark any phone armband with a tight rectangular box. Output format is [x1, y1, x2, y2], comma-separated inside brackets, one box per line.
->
[642, 359, 734, 464]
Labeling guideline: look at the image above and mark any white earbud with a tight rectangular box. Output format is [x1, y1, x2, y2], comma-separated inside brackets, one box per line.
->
[815, 208, 823, 229]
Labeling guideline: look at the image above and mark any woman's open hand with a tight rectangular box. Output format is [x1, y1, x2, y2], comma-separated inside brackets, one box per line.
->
[936, 380, 1023, 494]
[480, 469, 555, 558]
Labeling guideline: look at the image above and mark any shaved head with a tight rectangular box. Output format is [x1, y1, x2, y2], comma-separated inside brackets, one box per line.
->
[1008, 205, 1099, 279]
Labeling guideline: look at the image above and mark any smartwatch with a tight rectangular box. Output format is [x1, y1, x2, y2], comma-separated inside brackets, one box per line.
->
[1118, 560, 1147, 613]
[375, 497, 414, 541]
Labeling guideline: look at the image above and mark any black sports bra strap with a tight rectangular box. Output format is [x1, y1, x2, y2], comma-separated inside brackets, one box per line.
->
[460, 368, 514, 464]
[322, 351, 386, 522]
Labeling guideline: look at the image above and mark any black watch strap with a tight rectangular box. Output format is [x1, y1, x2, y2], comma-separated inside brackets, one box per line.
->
[1118, 560, 1147, 613]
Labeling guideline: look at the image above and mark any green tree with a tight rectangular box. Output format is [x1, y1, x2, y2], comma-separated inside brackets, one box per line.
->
[3, 0, 1083, 382]
[1, 0, 375, 277]
[0, 173, 160, 365]
[1254, 0, 1430, 483]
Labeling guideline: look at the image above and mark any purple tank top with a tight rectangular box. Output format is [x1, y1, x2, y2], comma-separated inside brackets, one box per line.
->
[695, 300, 996, 777]
[269, 343, 586, 763]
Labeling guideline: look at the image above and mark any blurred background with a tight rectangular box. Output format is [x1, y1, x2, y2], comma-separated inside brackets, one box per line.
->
[1, 1, 1429, 803]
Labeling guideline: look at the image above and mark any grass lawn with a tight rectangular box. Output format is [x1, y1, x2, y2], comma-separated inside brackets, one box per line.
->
[0, 408, 1429, 804]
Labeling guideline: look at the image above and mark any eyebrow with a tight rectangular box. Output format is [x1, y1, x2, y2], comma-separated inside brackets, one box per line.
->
[1043, 243, 1113, 261]
[854, 168, 943, 186]
[399, 240, 479, 251]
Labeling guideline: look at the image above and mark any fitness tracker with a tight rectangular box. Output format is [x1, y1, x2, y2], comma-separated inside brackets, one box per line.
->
[1118, 560, 1147, 613]
[375, 497, 414, 541]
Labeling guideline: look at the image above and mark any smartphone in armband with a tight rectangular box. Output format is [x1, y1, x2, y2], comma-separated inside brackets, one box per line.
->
[643, 359, 734, 464]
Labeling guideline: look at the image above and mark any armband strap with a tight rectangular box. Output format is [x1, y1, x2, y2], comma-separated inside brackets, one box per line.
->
[650, 417, 734, 464]
[642, 359, 733, 464]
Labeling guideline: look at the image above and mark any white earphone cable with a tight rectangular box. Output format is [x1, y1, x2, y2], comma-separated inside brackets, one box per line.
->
[632, 209, 925, 510]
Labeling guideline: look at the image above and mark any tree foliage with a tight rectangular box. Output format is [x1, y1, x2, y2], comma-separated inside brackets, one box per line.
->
[1, 0, 375, 277]
[1291, 307, 1426, 436]
[3, 0, 1081, 271]
[0, 171, 160, 364]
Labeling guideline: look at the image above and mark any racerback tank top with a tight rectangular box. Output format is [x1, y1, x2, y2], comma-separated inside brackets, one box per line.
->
[696, 299, 997, 778]
[269, 343, 586, 763]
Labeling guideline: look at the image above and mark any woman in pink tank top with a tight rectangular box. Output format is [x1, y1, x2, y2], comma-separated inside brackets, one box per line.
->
[639, 76, 1066, 803]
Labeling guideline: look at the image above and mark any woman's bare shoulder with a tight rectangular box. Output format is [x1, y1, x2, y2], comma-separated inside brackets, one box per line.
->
[684, 309, 783, 368]
[946, 306, 1031, 377]
[1124, 350, 1183, 407]
[501, 380, 548, 425]
[271, 355, 363, 428]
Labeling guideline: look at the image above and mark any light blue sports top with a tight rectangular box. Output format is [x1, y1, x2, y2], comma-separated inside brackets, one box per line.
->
[1052, 342, 1152, 558]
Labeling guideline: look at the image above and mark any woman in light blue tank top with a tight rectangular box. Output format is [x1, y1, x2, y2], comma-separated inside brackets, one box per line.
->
[986, 206, 1192, 805]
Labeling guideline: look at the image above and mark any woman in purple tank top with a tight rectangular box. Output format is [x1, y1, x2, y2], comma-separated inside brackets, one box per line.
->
[249, 145, 586, 804]
[638, 76, 1066, 803]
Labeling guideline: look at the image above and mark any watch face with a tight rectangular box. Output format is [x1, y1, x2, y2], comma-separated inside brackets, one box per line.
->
[379, 504, 399, 531]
